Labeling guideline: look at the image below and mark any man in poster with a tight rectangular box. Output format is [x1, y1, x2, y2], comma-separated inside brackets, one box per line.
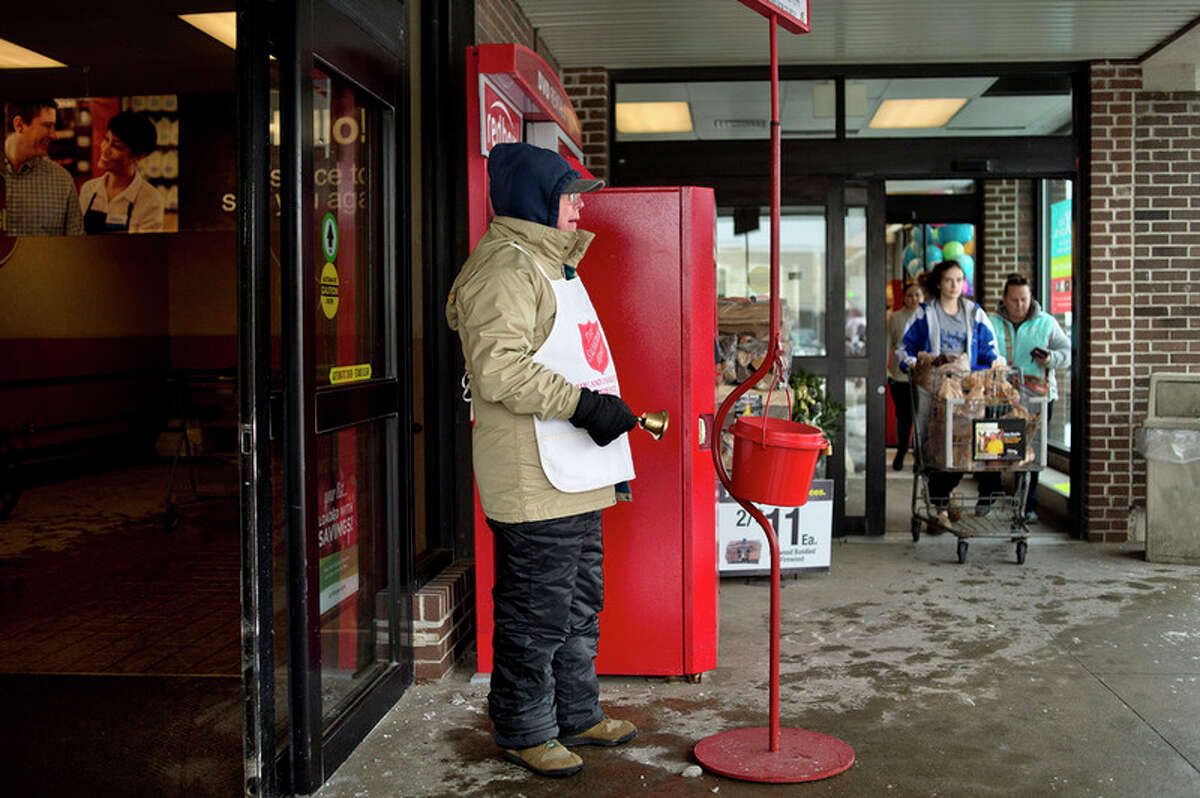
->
[2, 99, 84, 236]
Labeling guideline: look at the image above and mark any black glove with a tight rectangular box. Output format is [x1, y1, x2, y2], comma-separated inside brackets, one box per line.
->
[569, 387, 637, 447]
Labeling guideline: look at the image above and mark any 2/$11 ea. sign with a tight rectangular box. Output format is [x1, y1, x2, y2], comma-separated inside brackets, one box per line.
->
[736, 0, 810, 34]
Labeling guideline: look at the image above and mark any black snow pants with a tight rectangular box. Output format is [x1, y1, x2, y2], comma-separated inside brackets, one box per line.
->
[486, 509, 606, 750]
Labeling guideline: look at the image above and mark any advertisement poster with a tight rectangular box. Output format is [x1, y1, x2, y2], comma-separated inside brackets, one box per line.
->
[1049, 198, 1072, 314]
[717, 480, 833, 574]
[317, 475, 359, 614]
[973, 418, 1026, 462]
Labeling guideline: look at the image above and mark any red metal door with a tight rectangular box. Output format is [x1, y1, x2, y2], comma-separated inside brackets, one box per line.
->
[573, 186, 718, 676]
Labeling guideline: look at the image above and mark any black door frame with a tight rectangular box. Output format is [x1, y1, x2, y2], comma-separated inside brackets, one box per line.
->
[238, 0, 415, 794]
[236, 1, 277, 794]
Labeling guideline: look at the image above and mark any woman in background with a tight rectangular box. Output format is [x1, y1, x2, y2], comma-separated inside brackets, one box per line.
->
[981, 273, 1071, 521]
[886, 281, 926, 470]
[896, 260, 1000, 528]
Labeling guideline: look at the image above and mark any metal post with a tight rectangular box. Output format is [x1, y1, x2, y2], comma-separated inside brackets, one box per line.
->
[767, 12, 782, 754]
[694, 3, 855, 783]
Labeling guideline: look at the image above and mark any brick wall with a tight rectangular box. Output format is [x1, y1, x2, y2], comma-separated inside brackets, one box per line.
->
[980, 179, 1035, 309]
[475, 1, 610, 178]
[1087, 62, 1200, 540]
[475, 0, 560, 74]
[562, 68, 611, 181]
[412, 559, 475, 680]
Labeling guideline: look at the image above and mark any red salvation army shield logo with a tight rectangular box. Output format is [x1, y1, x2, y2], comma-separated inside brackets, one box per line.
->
[578, 321, 609, 373]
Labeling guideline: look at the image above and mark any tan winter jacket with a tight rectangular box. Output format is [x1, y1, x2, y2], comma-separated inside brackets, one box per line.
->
[446, 216, 616, 523]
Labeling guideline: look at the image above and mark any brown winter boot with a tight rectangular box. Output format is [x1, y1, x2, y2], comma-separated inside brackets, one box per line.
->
[559, 717, 638, 747]
[501, 739, 583, 777]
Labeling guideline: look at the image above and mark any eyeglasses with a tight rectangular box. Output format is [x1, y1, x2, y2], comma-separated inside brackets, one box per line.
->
[564, 192, 583, 206]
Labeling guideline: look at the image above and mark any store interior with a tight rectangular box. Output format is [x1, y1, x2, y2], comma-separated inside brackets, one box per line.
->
[711, 176, 1074, 529]
[1, 6, 248, 795]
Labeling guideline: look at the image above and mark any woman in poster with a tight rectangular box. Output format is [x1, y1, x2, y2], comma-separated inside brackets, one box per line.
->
[78, 112, 164, 233]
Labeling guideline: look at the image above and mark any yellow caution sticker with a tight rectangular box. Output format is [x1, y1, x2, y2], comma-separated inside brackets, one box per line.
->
[330, 363, 372, 384]
[320, 262, 339, 319]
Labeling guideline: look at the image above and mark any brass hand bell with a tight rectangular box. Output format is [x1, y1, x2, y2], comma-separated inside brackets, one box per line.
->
[637, 410, 669, 441]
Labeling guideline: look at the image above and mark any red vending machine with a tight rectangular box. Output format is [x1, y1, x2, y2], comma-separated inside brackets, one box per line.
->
[465, 44, 719, 677]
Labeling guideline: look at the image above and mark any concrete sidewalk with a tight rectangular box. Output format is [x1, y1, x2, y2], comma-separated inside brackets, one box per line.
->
[316, 534, 1200, 797]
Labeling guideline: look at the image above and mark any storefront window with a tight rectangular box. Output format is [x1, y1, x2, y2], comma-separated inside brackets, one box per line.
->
[1040, 178, 1073, 452]
[845, 207, 867, 356]
[614, 74, 1072, 145]
[846, 75, 1072, 138]
[315, 417, 390, 719]
[311, 67, 386, 387]
[715, 209, 826, 357]
[615, 80, 836, 142]
[844, 376, 867, 516]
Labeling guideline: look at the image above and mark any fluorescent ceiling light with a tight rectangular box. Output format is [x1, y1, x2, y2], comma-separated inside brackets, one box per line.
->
[0, 37, 65, 68]
[180, 12, 237, 50]
[616, 101, 692, 134]
[813, 82, 868, 118]
[869, 98, 967, 129]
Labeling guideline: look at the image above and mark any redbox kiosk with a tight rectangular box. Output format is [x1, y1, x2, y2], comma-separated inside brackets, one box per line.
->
[465, 44, 718, 677]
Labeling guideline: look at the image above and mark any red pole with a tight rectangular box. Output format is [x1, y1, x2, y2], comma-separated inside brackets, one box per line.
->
[696, 4, 855, 784]
[767, 10, 782, 754]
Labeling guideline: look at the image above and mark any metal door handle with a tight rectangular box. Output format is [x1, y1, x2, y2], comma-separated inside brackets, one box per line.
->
[698, 413, 714, 450]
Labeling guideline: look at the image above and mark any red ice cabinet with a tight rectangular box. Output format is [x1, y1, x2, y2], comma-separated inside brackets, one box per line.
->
[472, 186, 719, 677]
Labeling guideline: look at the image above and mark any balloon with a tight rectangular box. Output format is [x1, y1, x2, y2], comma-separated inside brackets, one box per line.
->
[957, 254, 975, 294]
[957, 253, 975, 277]
[904, 243, 919, 263]
[925, 244, 943, 264]
[942, 240, 965, 260]
[905, 257, 923, 278]
[940, 223, 974, 244]
[926, 225, 940, 244]
[910, 225, 923, 246]
[963, 239, 976, 256]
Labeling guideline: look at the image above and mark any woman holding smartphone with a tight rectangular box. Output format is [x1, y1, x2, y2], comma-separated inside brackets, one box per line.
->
[982, 273, 1071, 521]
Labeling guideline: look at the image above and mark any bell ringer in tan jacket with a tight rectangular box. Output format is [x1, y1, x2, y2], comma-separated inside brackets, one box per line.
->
[447, 215, 615, 523]
[444, 142, 639, 777]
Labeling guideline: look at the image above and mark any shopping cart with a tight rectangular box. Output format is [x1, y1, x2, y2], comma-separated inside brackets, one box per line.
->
[909, 364, 1047, 564]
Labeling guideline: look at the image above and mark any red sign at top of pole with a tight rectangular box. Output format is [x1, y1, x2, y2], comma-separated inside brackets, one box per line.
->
[736, 0, 810, 34]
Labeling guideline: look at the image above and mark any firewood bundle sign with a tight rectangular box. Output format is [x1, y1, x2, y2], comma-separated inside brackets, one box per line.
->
[717, 479, 832, 575]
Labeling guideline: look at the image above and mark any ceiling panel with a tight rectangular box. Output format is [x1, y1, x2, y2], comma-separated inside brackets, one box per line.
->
[518, 0, 1200, 69]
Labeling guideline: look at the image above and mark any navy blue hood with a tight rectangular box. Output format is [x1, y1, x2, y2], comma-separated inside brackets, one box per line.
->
[487, 142, 578, 229]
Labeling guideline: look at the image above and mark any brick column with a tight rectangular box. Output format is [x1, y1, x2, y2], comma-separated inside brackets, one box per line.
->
[1087, 62, 1142, 541]
[563, 67, 610, 182]
[980, 179, 1034, 309]
[412, 559, 475, 680]
[1128, 80, 1200, 532]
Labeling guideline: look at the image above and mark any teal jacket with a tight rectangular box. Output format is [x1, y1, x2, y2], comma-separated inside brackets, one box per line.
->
[988, 299, 1071, 401]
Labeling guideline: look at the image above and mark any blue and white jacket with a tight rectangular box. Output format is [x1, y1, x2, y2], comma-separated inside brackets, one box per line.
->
[896, 298, 999, 373]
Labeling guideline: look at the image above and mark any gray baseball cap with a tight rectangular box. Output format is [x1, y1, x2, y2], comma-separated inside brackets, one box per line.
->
[563, 176, 605, 194]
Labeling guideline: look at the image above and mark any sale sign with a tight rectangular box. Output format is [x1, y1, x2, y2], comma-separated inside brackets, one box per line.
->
[717, 479, 832, 574]
[1049, 198, 1072, 314]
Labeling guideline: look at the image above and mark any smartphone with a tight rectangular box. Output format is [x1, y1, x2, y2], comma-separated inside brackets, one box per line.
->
[1030, 347, 1049, 359]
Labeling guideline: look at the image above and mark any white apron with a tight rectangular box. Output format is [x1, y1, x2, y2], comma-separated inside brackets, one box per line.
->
[514, 243, 636, 493]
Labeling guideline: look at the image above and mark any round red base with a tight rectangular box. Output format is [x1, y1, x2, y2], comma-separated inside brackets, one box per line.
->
[693, 727, 855, 783]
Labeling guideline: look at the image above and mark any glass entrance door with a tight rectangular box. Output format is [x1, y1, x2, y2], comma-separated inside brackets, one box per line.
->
[239, 1, 413, 794]
[715, 179, 886, 535]
[844, 182, 888, 535]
